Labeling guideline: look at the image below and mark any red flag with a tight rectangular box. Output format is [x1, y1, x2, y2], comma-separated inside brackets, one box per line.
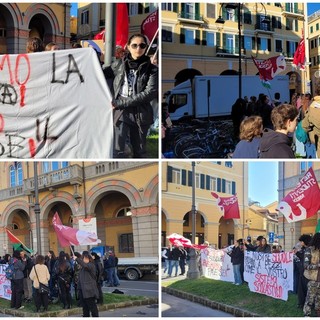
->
[93, 4, 129, 48]
[167, 233, 208, 250]
[277, 167, 320, 223]
[292, 36, 306, 70]
[252, 55, 286, 83]
[52, 213, 101, 246]
[6, 228, 23, 244]
[141, 9, 158, 43]
[211, 192, 240, 219]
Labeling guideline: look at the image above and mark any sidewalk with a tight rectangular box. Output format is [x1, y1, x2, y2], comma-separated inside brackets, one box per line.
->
[161, 268, 258, 317]
[0, 298, 158, 318]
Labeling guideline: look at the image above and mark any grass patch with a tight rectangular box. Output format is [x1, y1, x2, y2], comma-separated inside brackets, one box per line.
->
[164, 278, 304, 317]
[0, 293, 146, 313]
[146, 131, 159, 158]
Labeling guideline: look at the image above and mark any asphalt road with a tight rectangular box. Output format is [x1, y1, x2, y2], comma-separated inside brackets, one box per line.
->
[102, 279, 159, 298]
[162, 292, 234, 317]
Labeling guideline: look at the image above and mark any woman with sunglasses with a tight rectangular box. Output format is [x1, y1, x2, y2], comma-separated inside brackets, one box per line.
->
[104, 34, 158, 158]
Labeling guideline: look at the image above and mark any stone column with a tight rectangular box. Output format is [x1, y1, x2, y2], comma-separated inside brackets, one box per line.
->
[131, 206, 158, 257]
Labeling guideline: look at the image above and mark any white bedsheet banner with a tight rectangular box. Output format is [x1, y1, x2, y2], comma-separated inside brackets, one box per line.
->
[0, 48, 113, 158]
[201, 248, 234, 282]
[244, 251, 293, 301]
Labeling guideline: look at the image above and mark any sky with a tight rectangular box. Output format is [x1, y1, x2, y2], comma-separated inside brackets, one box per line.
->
[248, 162, 278, 207]
[308, 3, 320, 16]
[71, 3, 78, 17]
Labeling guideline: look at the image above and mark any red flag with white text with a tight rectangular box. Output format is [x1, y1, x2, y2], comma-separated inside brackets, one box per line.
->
[141, 9, 159, 43]
[167, 233, 208, 250]
[292, 30, 306, 70]
[52, 212, 101, 246]
[277, 167, 320, 223]
[211, 192, 240, 219]
[252, 55, 286, 88]
[93, 3, 129, 48]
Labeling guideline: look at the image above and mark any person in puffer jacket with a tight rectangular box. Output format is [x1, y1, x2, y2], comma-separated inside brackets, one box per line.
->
[104, 34, 158, 158]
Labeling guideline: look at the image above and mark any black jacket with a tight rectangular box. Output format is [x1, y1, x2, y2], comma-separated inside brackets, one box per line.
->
[229, 246, 244, 265]
[104, 55, 158, 126]
[259, 128, 295, 158]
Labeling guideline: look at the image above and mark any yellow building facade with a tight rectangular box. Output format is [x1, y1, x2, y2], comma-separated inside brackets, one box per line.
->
[162, 2, 304, 95]
[278, 162, 320, 251]
[77, 3, 158, 39]
[0, 3, 71, 54]
[0, 161, 158, 258]
[308, 10, 320, 94]
[162, 161, 268, 248]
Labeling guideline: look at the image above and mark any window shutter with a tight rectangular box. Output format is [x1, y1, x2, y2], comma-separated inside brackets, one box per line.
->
[196, 30, 200, 45]
[202, 31, 207, 46]
[222, 179, 226, 193]
[206, 175, 210, 190]
[206, 4, 215, 19]
[216, 32, 221, 48]
[182, 170, 186, 186]
[180, 28, 185, 43]
[232, 181, 236, 195]
[217, 178, 221, 192]
[268, 39, 271, 51]
[188, 170, 192, 186]
[168, 166, 173, 183]
[200, 174, 205, 189]
[173, 3, 178, 12]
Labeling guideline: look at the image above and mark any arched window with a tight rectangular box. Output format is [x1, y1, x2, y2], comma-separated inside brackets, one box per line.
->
[117, 207, 132, 217]
[9, 162, 23, 187]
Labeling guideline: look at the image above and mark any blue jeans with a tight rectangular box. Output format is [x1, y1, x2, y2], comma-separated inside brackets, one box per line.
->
[233, 264, 242, 285]
[163, 259, 169, 273]
[168, 260, 179, 277]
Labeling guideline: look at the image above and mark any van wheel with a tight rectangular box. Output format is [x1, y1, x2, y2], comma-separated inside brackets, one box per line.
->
[125, 269, 139, 281]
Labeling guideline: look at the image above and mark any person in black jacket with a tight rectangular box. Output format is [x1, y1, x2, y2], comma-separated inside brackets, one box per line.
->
[295, 234, 312, 308]
[91, 252, 104, 305]
[229, 239, 244, 285]
[53, 251, 73, 309]
[168, 246, 181, 277]
[10, 250, 25, 309]
[259, 103, 299, 158]
[20, 251, 34, 303]
[104, 33, 158, 158]
[74, 251, 99, 317]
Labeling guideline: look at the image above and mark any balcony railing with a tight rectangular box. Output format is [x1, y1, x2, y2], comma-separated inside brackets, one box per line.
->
[255, 23, 274, 32]
[282, 8, 304, 16]
[178, 11, 204, 23]
[0, 162, 155, 201]
[216, 46, 239, 55]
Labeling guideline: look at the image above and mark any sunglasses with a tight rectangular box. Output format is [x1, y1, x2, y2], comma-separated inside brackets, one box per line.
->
[130, 43, 147, 49]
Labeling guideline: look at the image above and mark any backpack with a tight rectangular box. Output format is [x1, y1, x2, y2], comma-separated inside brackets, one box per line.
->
[5, 261, 15, 280]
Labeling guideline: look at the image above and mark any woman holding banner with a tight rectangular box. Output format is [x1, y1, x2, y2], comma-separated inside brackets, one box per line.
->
[104, 33, 158, 158]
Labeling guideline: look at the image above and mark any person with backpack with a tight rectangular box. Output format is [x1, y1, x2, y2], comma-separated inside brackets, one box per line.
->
[91, 252, 104, 305]
[9, 250, 25, 310]
[20, 251, 34, 303]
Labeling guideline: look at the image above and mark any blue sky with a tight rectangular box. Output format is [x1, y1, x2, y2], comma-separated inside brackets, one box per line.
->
[308, 3, 320, 15]
[71, 3, 78, 17]
[248, 162, 278, 206]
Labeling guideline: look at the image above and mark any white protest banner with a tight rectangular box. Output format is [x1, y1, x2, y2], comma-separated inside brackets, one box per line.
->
[0, 48, 113, 158]
[0, 264, 11, 300]
[244, 251, 293, 301]
[201, 247, 234, 282]
[78, 217, 99, 245]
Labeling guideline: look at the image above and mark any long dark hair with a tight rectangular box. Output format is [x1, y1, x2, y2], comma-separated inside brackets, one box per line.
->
[57, 251, 67, 272]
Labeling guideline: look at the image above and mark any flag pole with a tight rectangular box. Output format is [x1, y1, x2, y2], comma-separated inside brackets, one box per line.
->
[70, 246, 75, 257]
[304, 2, 311, 94]
[146, 28, 159, 56]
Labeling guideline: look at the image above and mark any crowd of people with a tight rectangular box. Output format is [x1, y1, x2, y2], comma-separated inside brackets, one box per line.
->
[0, 249, 120, 316]
[25, 35, 158, 159]
[163, 232, 320, 316]
[231, 91, 319, 158]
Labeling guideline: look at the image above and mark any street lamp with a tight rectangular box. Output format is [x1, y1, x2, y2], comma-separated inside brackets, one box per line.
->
[216, 3, 270, 100]
[33, 162, 41, 254]
[187, 161, 200, 279]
